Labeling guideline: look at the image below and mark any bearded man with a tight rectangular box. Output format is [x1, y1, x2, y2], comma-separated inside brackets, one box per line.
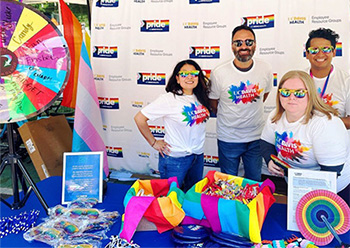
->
[209, 24, 272, 181]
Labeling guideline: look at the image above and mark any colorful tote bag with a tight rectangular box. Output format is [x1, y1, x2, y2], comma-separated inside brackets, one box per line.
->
[182, 171, 276, 244]
[119, 177, 185, 242]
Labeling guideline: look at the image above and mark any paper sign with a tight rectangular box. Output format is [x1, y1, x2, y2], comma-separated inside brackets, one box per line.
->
[62, 151, 104, 204]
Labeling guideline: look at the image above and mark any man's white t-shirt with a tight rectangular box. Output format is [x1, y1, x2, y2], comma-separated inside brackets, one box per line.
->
[210, 58, 272, 142]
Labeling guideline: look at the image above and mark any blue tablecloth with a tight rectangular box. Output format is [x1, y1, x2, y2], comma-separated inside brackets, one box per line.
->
[0, 176, 348, 247]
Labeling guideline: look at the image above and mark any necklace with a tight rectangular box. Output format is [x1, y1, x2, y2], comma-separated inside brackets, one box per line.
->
[309, 66, 333, 97]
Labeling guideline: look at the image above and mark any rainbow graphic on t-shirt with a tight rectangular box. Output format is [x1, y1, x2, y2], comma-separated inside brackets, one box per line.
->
[228, 81, 263, 104]
[182, 102, 209, 127]
[317, 88, 339, 106]
[275, 131, 310, 161]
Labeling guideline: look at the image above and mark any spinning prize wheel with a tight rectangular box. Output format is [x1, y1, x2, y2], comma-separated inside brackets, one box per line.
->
[296, 189, 350, 246]
[0, 0, 70, 123]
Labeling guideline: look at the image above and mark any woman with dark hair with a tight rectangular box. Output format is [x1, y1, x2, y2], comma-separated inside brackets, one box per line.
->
[261, 70, 350, 204]
[134, 59, 211, 191]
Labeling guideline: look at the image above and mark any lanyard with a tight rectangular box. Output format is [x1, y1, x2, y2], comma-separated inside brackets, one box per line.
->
[309, 66, 333, 97]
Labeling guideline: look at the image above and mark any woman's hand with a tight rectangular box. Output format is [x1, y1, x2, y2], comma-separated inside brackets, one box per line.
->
[152, 140, 171, 157]
[267, 160, 284, 177]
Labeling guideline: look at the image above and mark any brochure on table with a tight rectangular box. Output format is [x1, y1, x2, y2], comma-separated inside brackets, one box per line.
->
[287, 168, 336, 231]
[62, 151, 104, 204]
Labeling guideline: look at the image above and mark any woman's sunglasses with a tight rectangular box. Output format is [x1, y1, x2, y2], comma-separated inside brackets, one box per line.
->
[279, 88, 308, 98]
[307, 46, 334, 55]
[178, 70, 200, 78]
[232, 39, 255, 47]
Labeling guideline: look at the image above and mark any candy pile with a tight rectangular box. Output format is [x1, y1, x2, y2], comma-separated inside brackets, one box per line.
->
[0, 210, 40, 238]
[23, 198, 120, 248]
[202, 179, 260, 204]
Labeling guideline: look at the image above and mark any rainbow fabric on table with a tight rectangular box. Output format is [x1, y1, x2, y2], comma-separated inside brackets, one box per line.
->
[119, 177, 185, 242]
[182, 171, 276, 244]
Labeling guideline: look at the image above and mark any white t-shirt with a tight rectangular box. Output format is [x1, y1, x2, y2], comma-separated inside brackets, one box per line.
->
[141, 93, 210, 157]
[305, 65, 350, 117]
[209, 58, 272, 142]
[261, 110, 350, 192]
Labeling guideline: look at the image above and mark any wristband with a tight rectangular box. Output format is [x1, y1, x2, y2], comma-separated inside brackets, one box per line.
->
[151, 140, 156, 147]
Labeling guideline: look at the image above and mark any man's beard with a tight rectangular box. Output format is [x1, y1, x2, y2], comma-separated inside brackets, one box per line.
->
[234, 48, 255, 62]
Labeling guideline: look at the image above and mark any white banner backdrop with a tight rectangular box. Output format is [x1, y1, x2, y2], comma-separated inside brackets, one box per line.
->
[91, 0, 350, 175]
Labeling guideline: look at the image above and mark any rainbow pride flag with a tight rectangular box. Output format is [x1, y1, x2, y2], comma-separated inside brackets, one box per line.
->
[119, 177, 185, 242]
[182, 171, 276, 244]
[71, 41, 109, 177]
[59, 0, 83, 109]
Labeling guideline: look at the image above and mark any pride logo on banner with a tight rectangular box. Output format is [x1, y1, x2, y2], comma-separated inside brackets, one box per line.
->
[203, 69, 211, 79]
[273, 73, 278, 87]
[93, 46, 118, 58]
[140, 20, 169, 32]
[189, 0, 220, 4]
[149, 125, 165, 138]
[95, 0, 118, 7]
[242, 14, 275, 29]
[137, 72, 166, 85]
[189, 46, 220, 59]
[106, 146, 123, 157]
[204, 155, 219, 167]
[98, 97, 119, 109]
[335, 42, 342, 56]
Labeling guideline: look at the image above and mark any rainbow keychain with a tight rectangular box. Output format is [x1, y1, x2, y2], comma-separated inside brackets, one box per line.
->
[270, 155, 292, 175]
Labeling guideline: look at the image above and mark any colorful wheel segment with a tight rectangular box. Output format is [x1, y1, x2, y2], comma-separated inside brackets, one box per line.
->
[0, 0, 70, 123]
[295, 189, 350, 246]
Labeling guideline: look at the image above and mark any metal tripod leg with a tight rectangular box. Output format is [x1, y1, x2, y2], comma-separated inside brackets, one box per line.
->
[0, 123, 49, 214]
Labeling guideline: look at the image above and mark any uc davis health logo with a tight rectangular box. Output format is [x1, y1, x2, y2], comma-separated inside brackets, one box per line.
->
[273, 73, 278, 87]
[190, 0, 219, 3]
[140, 20, 169, 32]
[137, 73, 166, 85]
[98, 97, 119, 109]
[189, 46, 220, 59]
[204, 155, 219, 167]
[93, 46, 118, 58]
[149, 125, 165, 138]
[242, 14, 275, 29]
[138, 152, 150, 158]
[96, 0, 118, 7]
[106, 146, 123, 157]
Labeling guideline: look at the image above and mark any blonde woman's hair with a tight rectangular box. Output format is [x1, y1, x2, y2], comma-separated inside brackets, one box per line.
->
[272, 70, 338, 123]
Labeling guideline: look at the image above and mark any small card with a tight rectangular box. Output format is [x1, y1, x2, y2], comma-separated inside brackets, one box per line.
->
[62, 151, 104, 204]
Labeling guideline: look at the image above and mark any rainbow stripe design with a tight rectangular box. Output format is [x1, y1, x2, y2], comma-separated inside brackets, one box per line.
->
[182, 171, 275, 243]
[296, 189, 350, 246]
[335, 42, 342, 56]
[119, 177, 185, 242]
[273, 73, 278, 87]
[59, 0, 83, 109]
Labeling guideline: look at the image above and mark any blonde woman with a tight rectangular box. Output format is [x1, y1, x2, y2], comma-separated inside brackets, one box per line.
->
[260, 70, 350, 204]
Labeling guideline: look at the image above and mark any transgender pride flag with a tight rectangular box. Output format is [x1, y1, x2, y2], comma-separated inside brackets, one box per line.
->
[72, 41, 109, 177]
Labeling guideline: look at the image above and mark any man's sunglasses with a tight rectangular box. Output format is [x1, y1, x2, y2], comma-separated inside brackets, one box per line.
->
[178, 70, 200, 78]
[279, 88, 308, 98]
[307, 46, 334, 55]
[232, 39, 255, 47]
